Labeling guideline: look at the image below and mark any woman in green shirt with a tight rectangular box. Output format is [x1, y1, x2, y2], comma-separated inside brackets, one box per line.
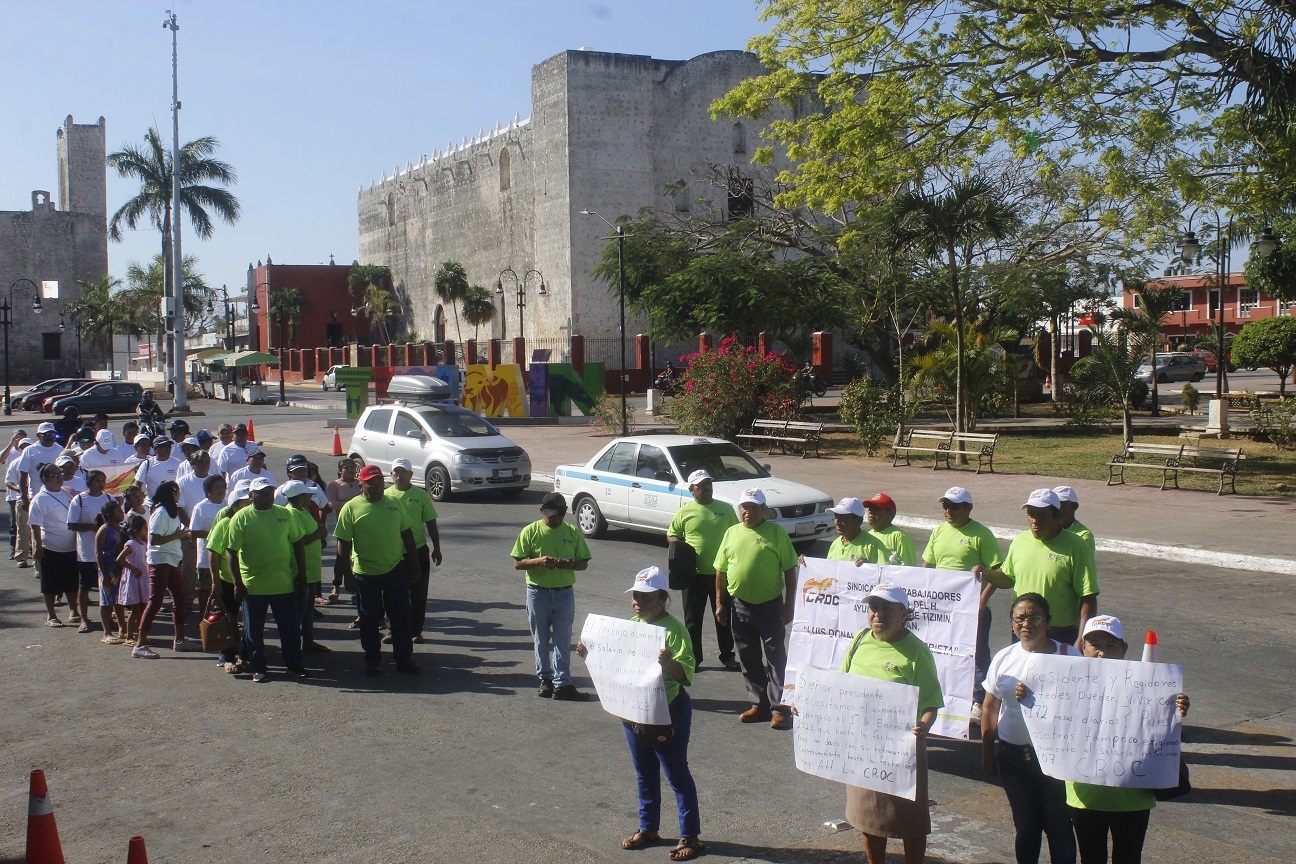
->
[840, 584, 943, 864]
[577, 566, 704, 861]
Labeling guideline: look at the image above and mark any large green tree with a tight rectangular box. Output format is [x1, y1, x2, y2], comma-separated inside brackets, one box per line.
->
[1231, 316, 1296, 396]
[66, 276, 121, 374]
[461, 284, 497, 344]
[716, 0, 1296, 239]
[267, 286, 312, 348]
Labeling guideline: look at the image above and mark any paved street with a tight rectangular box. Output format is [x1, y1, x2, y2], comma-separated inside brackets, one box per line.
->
[0, 407, 1292, 862]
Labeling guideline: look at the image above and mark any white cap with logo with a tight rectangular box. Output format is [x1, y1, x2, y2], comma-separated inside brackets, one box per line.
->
[738, 487, 766, 506]
[686, 469, 712, 486]
[626, 565, 670, 593]
[827, 497, 865, 518]
[938, 486, 973, 505]
[392, 457, 413, 472]
[1021, 488, 1061, 509]
[280, 479, 311, 499]
[1052, 485, 1080, 504]
[95, 429, 115, 448]
[1082, 615, 1125, 642]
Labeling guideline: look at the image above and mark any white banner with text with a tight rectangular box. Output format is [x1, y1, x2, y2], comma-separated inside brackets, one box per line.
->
[579, 613, 671, 725]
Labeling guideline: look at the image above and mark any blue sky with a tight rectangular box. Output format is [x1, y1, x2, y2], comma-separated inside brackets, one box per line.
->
[2, 0, 767, 293]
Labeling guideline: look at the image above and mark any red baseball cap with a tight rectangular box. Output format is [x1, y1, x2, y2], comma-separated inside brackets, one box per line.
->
[358, 464, 383, 482]
[863, 492, 896, 511]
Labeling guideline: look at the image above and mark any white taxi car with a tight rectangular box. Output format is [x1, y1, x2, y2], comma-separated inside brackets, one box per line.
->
[554, 435, 834, 544]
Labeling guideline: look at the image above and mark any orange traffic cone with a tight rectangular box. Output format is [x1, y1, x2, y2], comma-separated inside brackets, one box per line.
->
[1141, 630, 1159, 663]
[25, 769, 65, 864]
[246, 418, 256, 442]
[126, 835, 149, 864]
[331, 425, 343, 457]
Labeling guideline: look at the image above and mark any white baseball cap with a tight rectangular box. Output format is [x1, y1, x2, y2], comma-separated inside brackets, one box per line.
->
[1052, 485, 1080, 504]
[738, 487, 766, 506]
[865, 583, 910, 608]
[250, 477, 275, 493]
[37, 422, 56, 435]
[134, 433, 153, 446]
[55, 454, 77, 467]
[625, 565, 670, 593]
[827, 497, 865, 518]
[230, 481, 253, 503]
[392, 457, 413, 472]
[280, 479, 311, 499]
[181, 436, 200, 448]
[938, 486, 973, 505]
[686, 469, 712, 486]
[1082, 615, 1125, 642]
[95, 429, 115, 448]
[1021, 488, 1061, 509]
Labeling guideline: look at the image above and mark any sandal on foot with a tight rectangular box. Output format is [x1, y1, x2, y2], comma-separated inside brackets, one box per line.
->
[46, 617, 63, 627]
[669, 837, 705, 860]
[621, 830, 660, 850]
[77, 623, 92, 633]
[101, 635, 124, 644]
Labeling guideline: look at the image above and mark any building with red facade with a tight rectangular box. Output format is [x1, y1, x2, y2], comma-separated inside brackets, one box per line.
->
[246, 258, 356, 353]
[1130, 272, 1295, 350]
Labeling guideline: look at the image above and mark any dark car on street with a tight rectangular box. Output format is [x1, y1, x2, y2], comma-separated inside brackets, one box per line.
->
[50, 381, 144, 416]
[13, 378, 90, 411]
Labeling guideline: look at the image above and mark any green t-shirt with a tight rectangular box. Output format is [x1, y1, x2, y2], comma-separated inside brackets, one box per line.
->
[1066, 781, 1155, 812]
[922, 519, 1003, 571]
[631, 612, 694, 703]
[713, 520, 797, 605]
[826, 531, 889, 565]
[385, 485, 438, 549]
[287, 504, 323, 584]
[1067, 519, 1097, 557]
[510, 519, 591, 588]
[869, 525, 916, 566]
[667, 499, 738, 574]
[1001, 530, 1099, 627]
[227, 504, 307, 595]
[334, 494, 415, 576]
[205, 512, 234, 584]
[840, 630, 944, 719]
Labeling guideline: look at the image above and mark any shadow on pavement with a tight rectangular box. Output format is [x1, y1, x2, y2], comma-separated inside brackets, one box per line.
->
[1183, 785, 1296, 817]
[1183, 724, 1292, 746]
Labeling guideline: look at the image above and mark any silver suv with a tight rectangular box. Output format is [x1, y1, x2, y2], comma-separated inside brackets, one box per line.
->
[1136, 352, 1206, 384]
[347, 403, 531, 500]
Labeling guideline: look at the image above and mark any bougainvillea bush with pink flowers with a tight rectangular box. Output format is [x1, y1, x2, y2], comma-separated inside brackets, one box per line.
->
[669, 337, 803, 441]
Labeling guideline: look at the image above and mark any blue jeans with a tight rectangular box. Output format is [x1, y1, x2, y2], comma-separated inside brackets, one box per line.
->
[526, 585, 574, 686]
[622, 690, 701, 837]
[974, 606, 992, 703]
[996, 740, 1076, 864]
[356, 562, 413, 668]
[241, 592, 302, 674]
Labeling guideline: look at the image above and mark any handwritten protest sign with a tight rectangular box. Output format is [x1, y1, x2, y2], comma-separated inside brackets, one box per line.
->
[1017, 653, 1183, 788]
[793, 666, 920, 800]
[579, 614, 670, 725]
[784, 557, 978, 739]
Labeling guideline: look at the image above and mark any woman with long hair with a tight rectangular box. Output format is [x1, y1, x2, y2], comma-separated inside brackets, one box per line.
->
[133, 481, 197, 657]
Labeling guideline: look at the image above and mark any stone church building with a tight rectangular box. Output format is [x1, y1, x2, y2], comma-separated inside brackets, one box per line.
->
[357, 49, 785, 365]
[0, 116, 106, 385]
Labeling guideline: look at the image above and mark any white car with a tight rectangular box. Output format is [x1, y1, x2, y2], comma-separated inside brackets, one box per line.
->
[321, 365, 348, 391]
[554, 435, 835, 544]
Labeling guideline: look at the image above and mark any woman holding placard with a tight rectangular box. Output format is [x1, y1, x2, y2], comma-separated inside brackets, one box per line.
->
[981, 593, 1080, 864]
[576, 566, 704, 861]
[840, 583, 943, 864]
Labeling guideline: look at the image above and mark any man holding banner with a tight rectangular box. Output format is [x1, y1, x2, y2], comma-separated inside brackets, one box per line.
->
[824, 497, 889, 565]
[714, 488, 798, 730]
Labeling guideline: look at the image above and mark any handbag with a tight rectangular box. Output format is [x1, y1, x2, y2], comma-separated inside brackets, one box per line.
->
[666, 540, 697, 591]
[1153, 758, 1191, 801]
[199, 597, 239, 653]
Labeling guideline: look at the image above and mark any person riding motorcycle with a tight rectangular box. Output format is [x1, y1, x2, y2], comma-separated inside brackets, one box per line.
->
[53, 406, 82, 446]
[654, 361, 678, 396]
[137, 390, 168, 438]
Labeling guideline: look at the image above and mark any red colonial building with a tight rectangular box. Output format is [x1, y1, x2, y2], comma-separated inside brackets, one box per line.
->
[1130, 271, 1295, 350]
[246, 257, 356, 354]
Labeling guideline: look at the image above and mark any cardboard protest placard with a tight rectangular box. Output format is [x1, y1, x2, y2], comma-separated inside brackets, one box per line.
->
[1016, 652, 1184, 788]
[793, 666, 920, 800]
[784, 557, 979, 739]
[578, 613, 670, 725]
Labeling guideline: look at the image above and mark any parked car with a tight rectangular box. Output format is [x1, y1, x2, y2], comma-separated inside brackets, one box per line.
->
[554, 435, 835, 544]
[43, 381, 97, 412]
[321, 364, 348, 391]
[1186, 348, 1238, 374]
[347, 402, 531, 501]
[10, 378, 73, 412]
[15, 378, 91, 411]
[1136, 352, 1206, 384]
[50, 381, 144, 416]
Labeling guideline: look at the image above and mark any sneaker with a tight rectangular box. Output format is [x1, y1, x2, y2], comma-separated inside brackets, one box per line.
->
[132, 646, 160, 659]
[395, 661, 421, 675]
[252, 671, 269, 683]
[286, 665, 309, 679]
[970, 701, 984, 723]
[552, 684, 585, 702]
[173, 639, 201, 652]
[740, 705, 772, 723]
[537, 680, 555, 698]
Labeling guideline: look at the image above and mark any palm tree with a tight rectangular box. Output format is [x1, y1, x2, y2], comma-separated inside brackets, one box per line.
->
[67, 276, 121, 374]
[1113, 283, 1181, 416]
[268, 286, 312, 347]
[124, 254, 213, 363]
[107, 129, 239, 350]
[433, 261, 470, 345]
[461, 284, 497, 350]
[890, 177, 1021, 435]
[364, 284, 401, 344]
[1072, 322, 1159, 444]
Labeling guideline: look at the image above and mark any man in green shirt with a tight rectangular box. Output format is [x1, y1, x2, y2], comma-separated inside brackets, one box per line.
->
[1053, 485, 1097, 556]
[386, 457, 443, 644]
[922, 486, 1003, 717]
[511, 492, 592, 700]
[986, 488, 1099, 647]
[281, 480, 330, 653]
[825, 497, 889, 565]
[864, 492, 916, 565]
[335, 464, 420, 678]
[713, 487, 798, 730]
[667, 469, 739, 670]
[227, 477, 309, 682]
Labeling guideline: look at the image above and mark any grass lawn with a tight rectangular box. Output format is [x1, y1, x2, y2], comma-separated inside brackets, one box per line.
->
[822, 430, 1296, 497]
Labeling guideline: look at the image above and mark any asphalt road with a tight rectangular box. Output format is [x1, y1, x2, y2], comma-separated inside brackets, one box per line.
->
[1, 447, 1291, 863]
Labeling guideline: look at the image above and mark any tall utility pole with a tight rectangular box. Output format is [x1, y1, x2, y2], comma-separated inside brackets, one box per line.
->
[165, 10, 188, 410]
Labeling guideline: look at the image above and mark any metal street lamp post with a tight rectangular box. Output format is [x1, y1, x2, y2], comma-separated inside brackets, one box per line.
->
[58, 313, 83, 377]
[276, 298, 288, 407]
[1178, 213, 1233, 399]
[3, 279, 44, 415]
[579, 210, 628, 436]
[495, 268, 547, 342]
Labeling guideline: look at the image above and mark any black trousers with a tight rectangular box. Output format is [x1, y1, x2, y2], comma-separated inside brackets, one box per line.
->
[356, 560, 413, 668]
[1071, 806, 1150, 864]
[409, 545, 431, 636]
[680, 572, 734, 665]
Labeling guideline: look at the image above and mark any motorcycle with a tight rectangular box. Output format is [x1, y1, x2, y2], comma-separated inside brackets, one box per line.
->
[653, 369, 680, 397]
[794, 364, 828, 399]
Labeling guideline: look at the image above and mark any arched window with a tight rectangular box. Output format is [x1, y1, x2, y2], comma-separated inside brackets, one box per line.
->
[499, 148, 511, 191]
[434, 304, 447, 343]
[732, 122, 747, 155]
[386, 192, 396, 226]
